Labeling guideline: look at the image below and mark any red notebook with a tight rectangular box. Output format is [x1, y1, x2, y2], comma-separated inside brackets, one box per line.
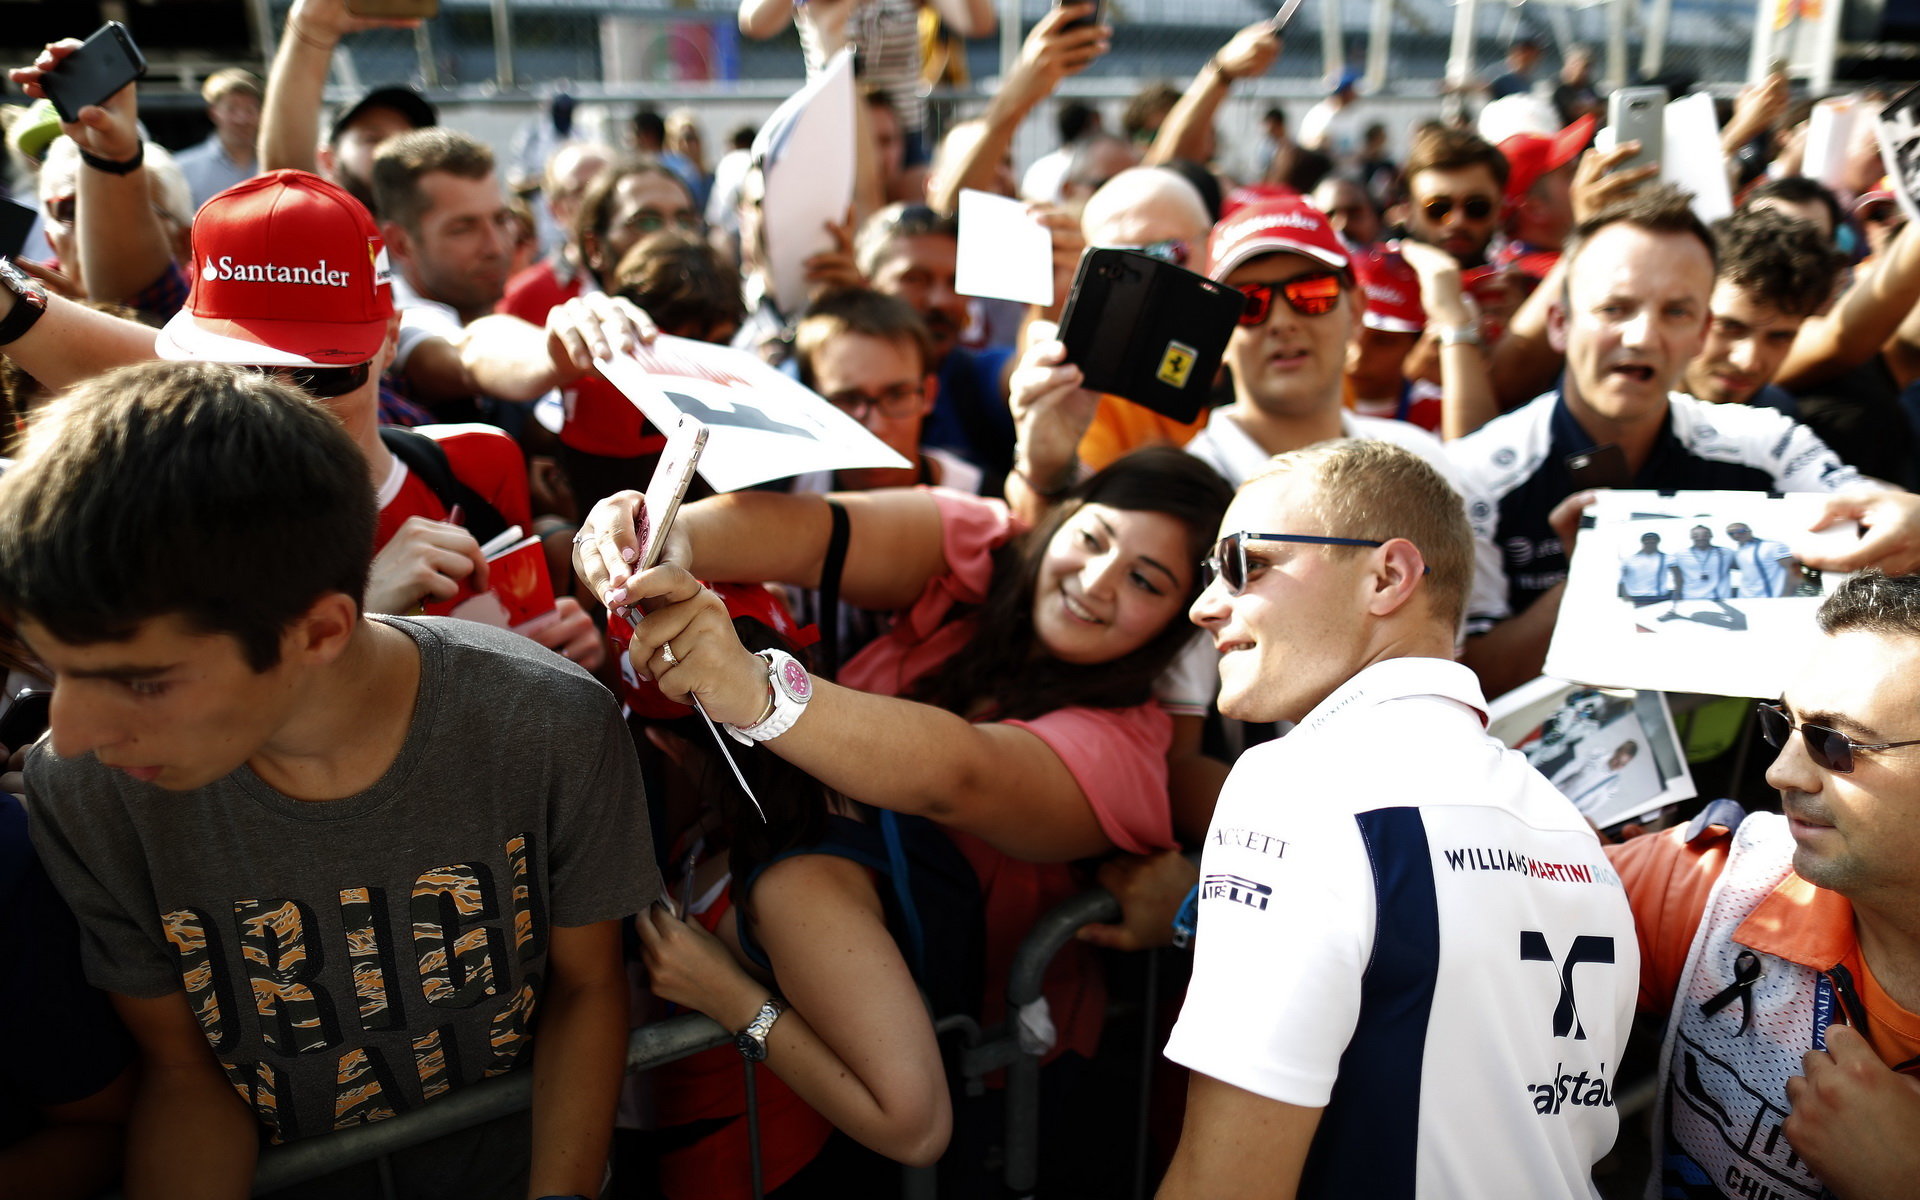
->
[424, 528, 556, 630]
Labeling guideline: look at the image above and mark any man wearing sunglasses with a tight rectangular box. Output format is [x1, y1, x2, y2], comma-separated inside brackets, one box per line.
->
[0, 171, 602, 666]
[1161, 439, 1637, 1199]
[1401, 125, 1510, 270]
[1608, 571, 1920, 1199]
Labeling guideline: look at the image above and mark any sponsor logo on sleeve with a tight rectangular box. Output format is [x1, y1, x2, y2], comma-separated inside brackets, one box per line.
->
[1212, 826, 1289, 858]
[1200, 872, 1272, 912]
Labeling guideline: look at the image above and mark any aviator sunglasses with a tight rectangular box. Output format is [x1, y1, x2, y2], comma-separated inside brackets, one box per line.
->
[1235, 271, 1344, 326]
[1419, 195, 1498, 222]
[1756, 701, 1920, 773]
[1203, 531, 1426, 594]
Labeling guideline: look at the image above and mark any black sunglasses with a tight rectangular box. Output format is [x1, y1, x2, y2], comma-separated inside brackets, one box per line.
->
[1203, 531, 1426, 594]
[1756, 701, 1920, 773]
[1235, 271, 1345, 326]
[1420, 195, 1497, 222]
[241, 359, 373, 400]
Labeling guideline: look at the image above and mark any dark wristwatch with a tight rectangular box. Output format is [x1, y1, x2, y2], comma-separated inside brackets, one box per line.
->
[0, 258, 48, 347]
[735, 996, 786, 1062]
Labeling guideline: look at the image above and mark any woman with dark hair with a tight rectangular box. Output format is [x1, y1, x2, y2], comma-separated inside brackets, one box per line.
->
[576, 447, 1232, 1064]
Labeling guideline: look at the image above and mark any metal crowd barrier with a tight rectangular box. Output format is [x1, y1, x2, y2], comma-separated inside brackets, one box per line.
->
[200, 878, 1646, 1199]
[225, 883, 1139, 1199]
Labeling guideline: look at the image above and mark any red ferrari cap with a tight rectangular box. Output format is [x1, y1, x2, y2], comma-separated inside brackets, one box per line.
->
[157, 170, 393, 368]
[1208, 196, 1349, 281]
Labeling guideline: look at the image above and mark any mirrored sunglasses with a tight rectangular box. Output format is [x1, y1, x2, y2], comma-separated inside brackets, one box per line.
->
[1235, 272, 1345, 326]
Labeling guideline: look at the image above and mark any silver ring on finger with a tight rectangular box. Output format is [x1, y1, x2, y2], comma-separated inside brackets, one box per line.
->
[572, 528, 593, 546]
[660, 641, 679, 667]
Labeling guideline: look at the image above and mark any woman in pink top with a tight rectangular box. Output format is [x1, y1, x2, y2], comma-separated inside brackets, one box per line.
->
[577, 447, 1228, 858]
[578, 448, 1230, 1063]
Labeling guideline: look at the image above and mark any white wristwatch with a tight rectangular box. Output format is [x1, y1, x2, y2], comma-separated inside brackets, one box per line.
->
[725, 649, 812, 745]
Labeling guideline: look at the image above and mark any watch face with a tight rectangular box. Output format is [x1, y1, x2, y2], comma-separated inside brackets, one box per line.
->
[736, 1031, 768, 1062]
[778, 658, 811, 702]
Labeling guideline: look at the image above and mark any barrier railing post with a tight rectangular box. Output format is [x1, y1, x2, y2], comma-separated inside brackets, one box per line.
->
[1001, 889, 1121, 1197]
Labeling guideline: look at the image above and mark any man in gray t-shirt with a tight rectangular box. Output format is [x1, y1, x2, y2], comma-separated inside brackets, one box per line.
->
[0, 361, 657, 1198]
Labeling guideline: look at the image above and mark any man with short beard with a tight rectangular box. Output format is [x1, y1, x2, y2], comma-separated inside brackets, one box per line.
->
[1401, 125, 1508, 270]
[1608, 571, 1920, 1199]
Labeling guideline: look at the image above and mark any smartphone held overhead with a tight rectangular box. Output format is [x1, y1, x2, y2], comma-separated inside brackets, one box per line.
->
[1607, 87, 1666, 173]
[1057, 248, 1245, 424]
[41, 22, 146, 123]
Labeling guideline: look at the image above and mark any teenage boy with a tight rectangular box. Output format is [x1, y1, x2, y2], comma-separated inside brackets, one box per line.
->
[3, 361, 658, 1198]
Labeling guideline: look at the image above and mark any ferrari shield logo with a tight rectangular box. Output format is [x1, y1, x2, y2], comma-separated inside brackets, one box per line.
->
[1157, 341, 1197, 387]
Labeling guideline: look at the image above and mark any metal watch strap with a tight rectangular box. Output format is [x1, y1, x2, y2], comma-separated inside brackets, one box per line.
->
[735, 996, 785, 1061]
[0, 260, 48, 347]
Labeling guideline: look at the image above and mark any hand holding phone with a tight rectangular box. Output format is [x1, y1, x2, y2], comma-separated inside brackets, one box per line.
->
[1607, 87, 1666, 176]
[635, 415, 709, 579]
[38, 23, 146, 125]
[1053, 0, 1105, 33]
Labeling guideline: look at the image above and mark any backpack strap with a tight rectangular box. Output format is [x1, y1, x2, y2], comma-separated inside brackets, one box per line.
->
[816, 499, 852, 679]
[377, 426, 511, 546]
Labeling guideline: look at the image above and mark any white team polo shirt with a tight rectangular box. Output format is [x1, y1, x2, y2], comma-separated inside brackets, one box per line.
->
[1165, 656, 1638, 1199]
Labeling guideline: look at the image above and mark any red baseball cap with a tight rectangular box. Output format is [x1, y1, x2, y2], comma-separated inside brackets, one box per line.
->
[1208, 197, 1349, 281]
[1352, 248, 1425, 333]
[157, 170, 394, 368]
[1498, 114, 1597, 204]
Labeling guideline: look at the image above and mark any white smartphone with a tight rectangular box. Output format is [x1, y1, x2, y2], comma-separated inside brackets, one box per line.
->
[1608, 87, 1667, 175]
[637, 414, 709, 576]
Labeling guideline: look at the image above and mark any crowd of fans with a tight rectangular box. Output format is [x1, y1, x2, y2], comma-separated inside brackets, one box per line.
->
[7, 0, 1920, 1196]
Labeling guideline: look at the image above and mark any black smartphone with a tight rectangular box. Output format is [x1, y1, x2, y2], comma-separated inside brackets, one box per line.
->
[1566, 444, 1630, 490]
[0, 689, 51, 751]
[0, 199, 36, 260]
[42, 22, 147, 124]
[1058, 248, 1245, 424]
[1055, 0, 1104, 32]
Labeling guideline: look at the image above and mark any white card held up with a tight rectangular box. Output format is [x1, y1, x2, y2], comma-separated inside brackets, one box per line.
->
[954, 189, 1054, 306]
[1662, 92, 1733, 223]
[595, 334, 909, 492]
[754, 48, 856, 314]
[1544, 490, 1859, 699]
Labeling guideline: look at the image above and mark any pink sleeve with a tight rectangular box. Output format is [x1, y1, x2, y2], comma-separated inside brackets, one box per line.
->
[1005, 703, 1176, 855]
[889, 490, 1021, 644]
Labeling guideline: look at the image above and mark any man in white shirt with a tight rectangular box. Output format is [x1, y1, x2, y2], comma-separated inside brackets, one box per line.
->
[1727, 521, 1800, 597]
[1618, 531, 1676, 604]
[175, 69, 262, 210]
[1676, 524, 1734, 600]
[1160, 438, 1638, 1198]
